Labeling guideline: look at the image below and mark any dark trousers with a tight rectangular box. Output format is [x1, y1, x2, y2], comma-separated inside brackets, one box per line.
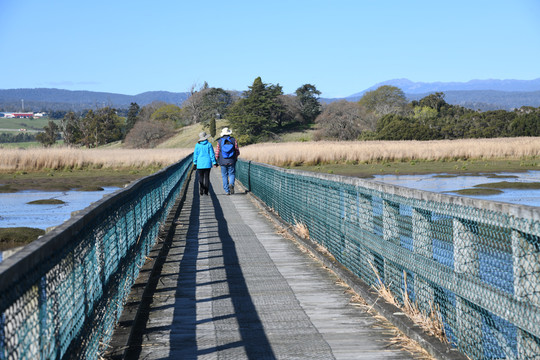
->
[197, 168, 211, 195]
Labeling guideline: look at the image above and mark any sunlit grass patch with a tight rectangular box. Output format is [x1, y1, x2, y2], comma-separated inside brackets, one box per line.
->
[0, 227, 45, 251]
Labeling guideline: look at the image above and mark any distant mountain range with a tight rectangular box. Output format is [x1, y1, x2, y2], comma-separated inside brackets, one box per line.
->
[341, 78, 540, 111]
[1, 78, 540, 112]
[0, 88, 190, 112]
[346, 78, 540, 98]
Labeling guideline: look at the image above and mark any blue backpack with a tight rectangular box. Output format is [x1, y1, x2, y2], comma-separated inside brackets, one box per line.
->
[221, 136, 235, 159]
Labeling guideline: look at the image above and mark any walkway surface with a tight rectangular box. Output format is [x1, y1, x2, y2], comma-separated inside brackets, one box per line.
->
[113, 170, 416, 359]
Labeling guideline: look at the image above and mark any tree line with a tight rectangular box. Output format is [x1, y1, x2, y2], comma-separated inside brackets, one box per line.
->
[36, 78, 540, 147]
[0, 132, 36, 143]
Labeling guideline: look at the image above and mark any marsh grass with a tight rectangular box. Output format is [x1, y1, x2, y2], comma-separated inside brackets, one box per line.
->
[0, 148, 193, 171]
[368, 261, 448, 345]
[27, 199, 65, 205]
[452, 188, 503, 196]
[0, 227, 45, 251]
[293, 220, 310, 239]
[240, 137, 540, 166]
[474, 181, 540, 189]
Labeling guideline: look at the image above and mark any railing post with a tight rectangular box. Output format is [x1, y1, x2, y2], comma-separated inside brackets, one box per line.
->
[354, 192, 376, 282]
[512, 230, 540, 357]
[453, 218, 483, 358]
[412, 208, 434, 313]
[383, 200, 401, 293]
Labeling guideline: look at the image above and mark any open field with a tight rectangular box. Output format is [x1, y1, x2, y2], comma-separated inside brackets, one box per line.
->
[158, 119, 229, 148]
[0, 117, 60, 131]
[0, 141, 42, 149]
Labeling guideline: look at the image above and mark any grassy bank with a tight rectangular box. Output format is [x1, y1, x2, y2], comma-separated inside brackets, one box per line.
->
[295, 158, 539, 178]
[0, 227, 45, 251]
[0, 167, 168, 192]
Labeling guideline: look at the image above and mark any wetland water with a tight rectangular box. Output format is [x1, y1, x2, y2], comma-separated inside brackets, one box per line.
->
[374, 170, 540, 207]
[1, 171, 539, 230]
[1, 171, 539, 261]
[0, 187, 120, 230]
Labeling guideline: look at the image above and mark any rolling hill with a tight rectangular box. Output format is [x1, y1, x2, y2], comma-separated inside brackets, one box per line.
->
[2, 78, 540, 112]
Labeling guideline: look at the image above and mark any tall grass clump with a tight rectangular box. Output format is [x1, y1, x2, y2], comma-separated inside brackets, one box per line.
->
[239, 137, 540, 166]
[0, 148, 193, 171]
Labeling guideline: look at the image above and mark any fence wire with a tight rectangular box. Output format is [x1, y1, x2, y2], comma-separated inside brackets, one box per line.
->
[0, 154, 193, 360]
[237, 159, 540, 360]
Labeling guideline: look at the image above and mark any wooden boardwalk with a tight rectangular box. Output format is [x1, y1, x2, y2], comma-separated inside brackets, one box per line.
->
[108, 170, 416, 359]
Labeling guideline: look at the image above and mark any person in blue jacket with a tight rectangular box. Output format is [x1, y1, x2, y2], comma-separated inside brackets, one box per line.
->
[193, 131, 217, 196]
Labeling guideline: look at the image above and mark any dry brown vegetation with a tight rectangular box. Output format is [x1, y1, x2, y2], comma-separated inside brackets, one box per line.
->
[3, 137, 539, 172]
[369, 261, 448, 344]
[240, 137, 540, 166]
[0, 148, 193, 171]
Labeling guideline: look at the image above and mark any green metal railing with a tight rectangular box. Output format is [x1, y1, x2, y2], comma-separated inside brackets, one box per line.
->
[0, 154, 193, 360]
[237, 159, 540, 360]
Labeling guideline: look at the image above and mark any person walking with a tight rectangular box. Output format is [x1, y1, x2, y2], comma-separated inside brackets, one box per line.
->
[215, 127, 240, 195]
[193, 131, 217, 196]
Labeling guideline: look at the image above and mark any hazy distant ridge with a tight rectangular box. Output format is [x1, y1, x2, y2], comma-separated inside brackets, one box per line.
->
[0, 88, 189, 110]
[2, 78, 540, 112]
[347, 78, 540, 98]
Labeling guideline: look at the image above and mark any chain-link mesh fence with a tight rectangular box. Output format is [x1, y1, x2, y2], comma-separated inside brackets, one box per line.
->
[0, 154, 193, 360]
[237, 159, 540, 360]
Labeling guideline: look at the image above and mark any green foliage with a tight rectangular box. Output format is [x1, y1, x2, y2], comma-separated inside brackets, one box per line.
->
[376, 114, 439, 140]
[125, 102, 140, 136]
[295, 84, 322, 123]
[227, 77, 285, 140]
[509, 109, 540, 136]
[58, 107, 124, 148]
[358, 85, 408, 116]
[0, 132, 36, 143]
[412, 92, 447, 111]
[36, 120, 60, 147]
[61, 111, 80, 146]
[209, 117, 216, 137]
[413, 106, 438, 122]
[201, 88, 233, 126]
[151, 104, 183, 127]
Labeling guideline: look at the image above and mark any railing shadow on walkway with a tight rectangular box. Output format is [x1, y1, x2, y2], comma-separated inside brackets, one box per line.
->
[122, 173, 275, 359]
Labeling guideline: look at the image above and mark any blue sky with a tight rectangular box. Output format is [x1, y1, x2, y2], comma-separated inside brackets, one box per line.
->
[1, 0, 539, 98]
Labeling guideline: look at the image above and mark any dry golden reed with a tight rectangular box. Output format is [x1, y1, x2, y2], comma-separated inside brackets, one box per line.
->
[240, 137, 540, 166]
[0, 148, 193, 171]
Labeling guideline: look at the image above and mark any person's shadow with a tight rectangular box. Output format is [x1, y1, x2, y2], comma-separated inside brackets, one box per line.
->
[125, 175, 276, 359]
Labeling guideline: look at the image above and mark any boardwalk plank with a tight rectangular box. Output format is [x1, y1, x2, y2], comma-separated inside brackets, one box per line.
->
[112, 170, 415, 360]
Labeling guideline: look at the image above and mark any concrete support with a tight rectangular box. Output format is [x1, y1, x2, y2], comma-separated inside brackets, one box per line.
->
[383, 200, 401, 295]
[354, 193, 376, 283]
[412, 208, 435, 314]
[512, 230, 540, 358]
[453, 218, 483, 358]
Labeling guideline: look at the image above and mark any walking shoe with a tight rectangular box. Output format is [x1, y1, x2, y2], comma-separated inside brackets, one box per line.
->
[229, 185, 234, 194]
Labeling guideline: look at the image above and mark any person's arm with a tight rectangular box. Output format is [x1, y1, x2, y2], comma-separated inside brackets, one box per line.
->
[234, 140, 240, 157]
[209, 144, 217, 165]
[215, 139, 221, 159]
[193, 143, 200, 167]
